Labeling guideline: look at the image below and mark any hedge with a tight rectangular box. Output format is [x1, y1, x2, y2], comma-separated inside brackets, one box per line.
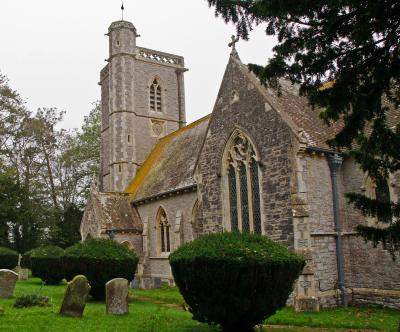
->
[30, 246, 64, 284]
[0, 247, 19, 270]
[63, 239, 139, 300]
[20, 250, 33, 269]
[169, 232, 305, 332]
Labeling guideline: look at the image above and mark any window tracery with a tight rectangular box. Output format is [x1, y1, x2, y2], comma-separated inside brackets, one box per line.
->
[150, 78, 162, 112]
[225, 131, 262, 234]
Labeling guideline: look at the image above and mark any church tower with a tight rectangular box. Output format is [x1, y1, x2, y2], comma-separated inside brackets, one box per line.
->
[99, 20, 187, 192]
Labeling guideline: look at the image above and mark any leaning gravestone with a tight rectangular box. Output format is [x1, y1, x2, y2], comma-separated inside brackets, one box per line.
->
[0, 269, 18, 298]
[106, 278, 129, 315]
[59, 275, 91, 317]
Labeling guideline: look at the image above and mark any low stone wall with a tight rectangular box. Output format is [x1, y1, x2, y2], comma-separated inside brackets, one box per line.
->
[350, 288, 400, 309]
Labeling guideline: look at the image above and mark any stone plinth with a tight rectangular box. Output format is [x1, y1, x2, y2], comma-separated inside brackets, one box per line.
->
[294, 297, 320, 312]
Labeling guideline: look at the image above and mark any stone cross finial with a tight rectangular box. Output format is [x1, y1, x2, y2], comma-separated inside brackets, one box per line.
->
[228, 35, 240, 56]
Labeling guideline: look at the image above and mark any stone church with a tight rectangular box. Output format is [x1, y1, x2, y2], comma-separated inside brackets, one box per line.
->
[81, 19, 400, 309]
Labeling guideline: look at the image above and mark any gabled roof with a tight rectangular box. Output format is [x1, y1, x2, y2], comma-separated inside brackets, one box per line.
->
[124, 115, 210, 200]
[82, 187, 143, 234]
[230, 57, 341, 150]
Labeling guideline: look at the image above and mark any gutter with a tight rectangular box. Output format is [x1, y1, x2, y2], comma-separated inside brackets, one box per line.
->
[328, 153, 348, 307]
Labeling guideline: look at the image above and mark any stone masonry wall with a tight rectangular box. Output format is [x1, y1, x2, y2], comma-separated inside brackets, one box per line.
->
[133, 60, 182, 166]
[302, 153, 341, 307]
[196, 57, 295, 247]
[340, 157, 400, 308]
[135, 191, 197, 287]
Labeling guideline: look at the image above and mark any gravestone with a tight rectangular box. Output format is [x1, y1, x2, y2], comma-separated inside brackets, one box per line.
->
[106, 278, 129, 315]
[59, 275, 91, 317]
[0, 269, 18, 298]
[14, 266, 28, 281]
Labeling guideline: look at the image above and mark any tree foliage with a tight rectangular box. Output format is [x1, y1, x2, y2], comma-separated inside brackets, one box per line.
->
[0, 72, 101, 252]
[207, 0, 400, 256]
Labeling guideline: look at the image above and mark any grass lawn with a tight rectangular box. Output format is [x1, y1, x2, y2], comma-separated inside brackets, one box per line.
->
[0, 278, 217, 332]
[133, 285, 400, 331]
[0, 279, 399, 331]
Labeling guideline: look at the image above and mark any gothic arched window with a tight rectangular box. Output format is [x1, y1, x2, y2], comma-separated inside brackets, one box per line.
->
[224, 131, 262, 234]
[191, 200, 202, 240]
[157, 207, 170, 253]
[150, 78, 162, 112]
[362, 175, 394, 225]
[375, 177, 392, 223]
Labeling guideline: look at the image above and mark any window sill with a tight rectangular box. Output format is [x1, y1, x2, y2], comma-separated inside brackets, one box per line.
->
[149, 255, 170, 260]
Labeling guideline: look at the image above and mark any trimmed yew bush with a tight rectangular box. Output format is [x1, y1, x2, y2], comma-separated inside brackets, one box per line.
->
[30, 246, 64, 284]
[63, 238, 139, 300]
[169, 232, 305, 332]
[0, 247, 19, 269]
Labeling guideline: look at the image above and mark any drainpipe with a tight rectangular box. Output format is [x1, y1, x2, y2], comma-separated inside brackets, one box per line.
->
[328, 153, 348, 307]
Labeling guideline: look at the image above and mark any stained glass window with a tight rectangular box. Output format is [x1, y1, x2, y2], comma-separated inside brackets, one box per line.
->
[239, 162, 250, 233]
[250, 158, 262, 234]
[228, 165, 238, 231]
[225, 131, 262, 234]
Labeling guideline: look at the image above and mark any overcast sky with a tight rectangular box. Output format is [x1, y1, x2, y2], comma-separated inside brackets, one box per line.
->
[0, 0, 276, 129]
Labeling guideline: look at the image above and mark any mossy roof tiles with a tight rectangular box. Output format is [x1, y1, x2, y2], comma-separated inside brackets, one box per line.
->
[124, 115, 210, 200]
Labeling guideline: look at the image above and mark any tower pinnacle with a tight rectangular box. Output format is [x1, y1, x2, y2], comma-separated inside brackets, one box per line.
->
[121, 2, 125, 21]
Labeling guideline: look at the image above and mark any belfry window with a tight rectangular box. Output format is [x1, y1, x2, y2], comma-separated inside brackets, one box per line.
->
[225, 131, 262, 234]
[157, 207, 170, 253]
[150, 78, 162, 112]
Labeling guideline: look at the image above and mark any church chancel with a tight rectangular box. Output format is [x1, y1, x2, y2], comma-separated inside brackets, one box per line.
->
[81, 18, 400, 310]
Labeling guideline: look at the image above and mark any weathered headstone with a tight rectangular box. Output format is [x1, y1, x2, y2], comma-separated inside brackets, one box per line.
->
[106, 278, 129, 315]
[14, 266, 28, 281]
[0, 269, 18, 298]
[59, 275, 91, 317]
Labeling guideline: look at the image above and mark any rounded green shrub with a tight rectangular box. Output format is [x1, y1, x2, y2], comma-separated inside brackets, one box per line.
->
[169, 232, 305, 332]
[20, 249, 33, 269]
[0, 247, 19, 269]
[63, 238, 139, 300]
[30, 246, 64, 284]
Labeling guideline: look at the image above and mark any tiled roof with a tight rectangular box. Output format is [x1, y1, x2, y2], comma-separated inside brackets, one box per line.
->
[237, 58, 400, 150]
[86, 188, 143, 232]
[124, 115, 210, 200]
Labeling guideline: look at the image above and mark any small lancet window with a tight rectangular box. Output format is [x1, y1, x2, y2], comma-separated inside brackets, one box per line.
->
[375, 176, 392, 223]
[225, 131, 262, 234]
[150, 78, 162, 112]
[157, 208, 170, 253]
